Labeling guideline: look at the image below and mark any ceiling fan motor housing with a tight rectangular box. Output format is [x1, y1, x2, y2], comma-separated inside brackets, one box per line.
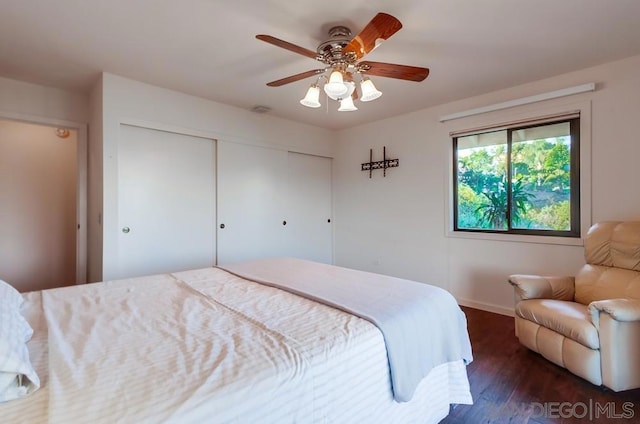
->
[317, 26, 357, 66]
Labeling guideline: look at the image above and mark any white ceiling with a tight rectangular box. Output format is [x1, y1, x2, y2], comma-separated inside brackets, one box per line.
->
[2, 0, 640, 130]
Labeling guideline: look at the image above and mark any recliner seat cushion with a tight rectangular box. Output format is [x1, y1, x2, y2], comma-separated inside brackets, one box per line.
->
[516, 299, 599, 349]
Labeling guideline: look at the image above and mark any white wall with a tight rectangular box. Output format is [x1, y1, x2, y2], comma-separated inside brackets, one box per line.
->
[4, 54, 639, 308]
[0, 76, 88, 123]
[334, 54, 640, 315]
[98, 73, 336, 281]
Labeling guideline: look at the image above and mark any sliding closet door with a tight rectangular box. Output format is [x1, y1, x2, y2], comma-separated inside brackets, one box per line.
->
[285, 152, 333, 263]
[216, 140, 288, 264]
[116, 125, 216, 279]
[217, 141, 332, 265]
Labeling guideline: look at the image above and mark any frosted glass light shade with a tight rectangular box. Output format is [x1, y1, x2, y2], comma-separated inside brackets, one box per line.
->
[343, 80, 356, 98]
[300, 85, 321, 108]
[338, 95, 358, 111]
[360, 78, 382, 102]
[324, 70, 348, 98]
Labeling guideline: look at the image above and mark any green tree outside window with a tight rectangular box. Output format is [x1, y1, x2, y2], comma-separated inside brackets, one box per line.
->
[453, 118, 580, 236]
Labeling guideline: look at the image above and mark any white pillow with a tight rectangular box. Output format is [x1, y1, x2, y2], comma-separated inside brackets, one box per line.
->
[0, 279, 23, 310]
[0, 279, 40, 403]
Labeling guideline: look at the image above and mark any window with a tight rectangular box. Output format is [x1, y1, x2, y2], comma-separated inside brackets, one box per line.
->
[453, 116, 580, 237]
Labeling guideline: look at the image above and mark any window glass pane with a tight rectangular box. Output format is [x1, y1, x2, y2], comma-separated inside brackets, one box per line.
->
[511, 122, 571, 230]
[456, 130, 508, 230]
[512, 122, 571, 142]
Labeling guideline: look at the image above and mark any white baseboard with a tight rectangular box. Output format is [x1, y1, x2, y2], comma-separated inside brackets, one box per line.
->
[457, 298, 514, 317]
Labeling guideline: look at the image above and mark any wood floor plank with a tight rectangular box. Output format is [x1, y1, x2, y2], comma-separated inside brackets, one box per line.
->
[440, 307, 640, 423]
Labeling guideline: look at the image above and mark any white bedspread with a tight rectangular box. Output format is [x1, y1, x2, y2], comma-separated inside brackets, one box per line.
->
[0, 265, 472, 423]
[220, 257, 473, 402]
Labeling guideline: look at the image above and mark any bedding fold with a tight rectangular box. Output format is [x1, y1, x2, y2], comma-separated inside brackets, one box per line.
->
[219, 257, 473, 402]
[0, 281, 40, 403]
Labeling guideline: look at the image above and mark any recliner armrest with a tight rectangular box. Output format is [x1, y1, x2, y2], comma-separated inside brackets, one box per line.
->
[589, 299, 640, 328]
[508, 274, 575, 301]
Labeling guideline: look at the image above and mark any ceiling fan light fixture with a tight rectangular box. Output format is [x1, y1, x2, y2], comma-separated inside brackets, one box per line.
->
[338, 95, 358, 112]
[258, 13, 429, 113]
[360, 78, 382, 102]
[343, 80, 356, 97]
[324, 70, 349, 98]
[300, 84, 321, 108]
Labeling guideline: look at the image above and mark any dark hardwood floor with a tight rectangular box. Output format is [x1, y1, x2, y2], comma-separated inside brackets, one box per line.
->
[441, 307, 640, 424]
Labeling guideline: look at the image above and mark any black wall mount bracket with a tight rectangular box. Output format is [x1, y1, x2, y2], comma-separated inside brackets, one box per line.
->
[361, 146, 399, 178]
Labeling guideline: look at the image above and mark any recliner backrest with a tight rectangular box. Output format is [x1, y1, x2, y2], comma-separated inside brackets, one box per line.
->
[575, 221, 640, 304]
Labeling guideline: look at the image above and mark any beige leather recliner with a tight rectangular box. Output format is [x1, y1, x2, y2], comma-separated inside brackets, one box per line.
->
[509, 221, 640, 392]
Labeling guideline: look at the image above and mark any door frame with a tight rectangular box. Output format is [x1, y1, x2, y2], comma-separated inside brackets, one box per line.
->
[0, 110, 88, 284]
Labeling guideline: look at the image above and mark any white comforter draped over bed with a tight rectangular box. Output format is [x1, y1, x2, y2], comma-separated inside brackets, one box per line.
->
[220, 257, 473, 402]
[1, 262, 472, 423]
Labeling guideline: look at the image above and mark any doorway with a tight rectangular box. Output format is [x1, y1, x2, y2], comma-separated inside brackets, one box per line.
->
[0, 118, 85, 292]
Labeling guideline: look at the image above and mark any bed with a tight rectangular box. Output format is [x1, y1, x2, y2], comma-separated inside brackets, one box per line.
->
[1, 257, 473, 423]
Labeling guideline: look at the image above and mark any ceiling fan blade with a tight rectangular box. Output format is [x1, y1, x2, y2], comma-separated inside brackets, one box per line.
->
[266, 69, 326, 87]
[256, 34, 319, 60]
[344, 13, 403, 59]
[359, 61, 430, 82]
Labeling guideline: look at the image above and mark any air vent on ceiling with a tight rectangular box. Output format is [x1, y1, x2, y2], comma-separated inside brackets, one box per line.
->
[251, 105, 272, 114]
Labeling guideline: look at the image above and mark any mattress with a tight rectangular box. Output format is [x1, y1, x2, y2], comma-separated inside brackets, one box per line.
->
[1, 264, 472, 423]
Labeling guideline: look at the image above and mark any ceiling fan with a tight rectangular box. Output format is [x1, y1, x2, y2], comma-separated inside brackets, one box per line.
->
[256, 12, 429, 111]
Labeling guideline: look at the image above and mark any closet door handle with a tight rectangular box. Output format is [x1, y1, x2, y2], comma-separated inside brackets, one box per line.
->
[122, 227, 130, 234]
[219, 223, 225, 229]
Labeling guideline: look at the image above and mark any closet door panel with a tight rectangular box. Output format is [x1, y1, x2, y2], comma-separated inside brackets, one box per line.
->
[216, 141, 288, 264]
[117, 125, 216, 279]
[285, 152, 333, 263]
